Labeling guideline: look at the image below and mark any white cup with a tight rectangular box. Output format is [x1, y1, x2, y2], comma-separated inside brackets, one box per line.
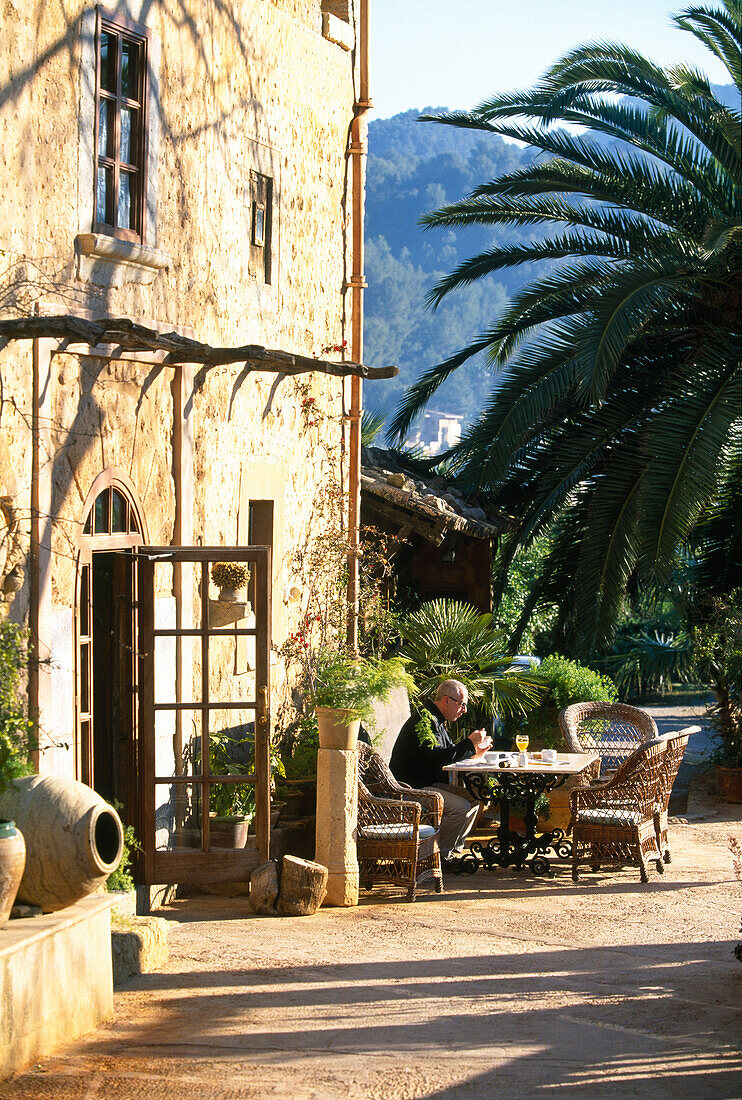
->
[518, 751, 528, 767]
[542, 749, 557, 764]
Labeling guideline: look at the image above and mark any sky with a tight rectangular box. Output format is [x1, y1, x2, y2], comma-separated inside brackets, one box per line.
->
[369, 0, 730, 119]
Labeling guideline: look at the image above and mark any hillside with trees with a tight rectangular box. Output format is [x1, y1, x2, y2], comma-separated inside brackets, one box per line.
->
[364, 84, 737, 435]
[363, 108, 538, 427]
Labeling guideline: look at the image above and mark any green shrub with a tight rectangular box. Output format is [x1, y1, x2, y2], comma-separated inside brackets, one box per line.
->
[0, 622, 34, 796]
[503, 654, 617, 749]
[106, 804, 142, 893]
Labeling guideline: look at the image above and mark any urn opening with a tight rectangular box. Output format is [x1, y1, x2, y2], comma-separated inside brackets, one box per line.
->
[94, 808, 125, 870]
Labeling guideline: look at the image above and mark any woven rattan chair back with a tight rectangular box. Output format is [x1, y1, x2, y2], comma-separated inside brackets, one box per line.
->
[559, 702, 658, 777]
[570, 737, 666, 883]
[358, 742, 403, 797]
[656, 731, 691, 816]
[654, 728, 694, 864]
[356, 743, 443, 901]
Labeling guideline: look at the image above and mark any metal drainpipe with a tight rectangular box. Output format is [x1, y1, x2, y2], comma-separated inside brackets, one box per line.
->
[347, 0, 371, 649]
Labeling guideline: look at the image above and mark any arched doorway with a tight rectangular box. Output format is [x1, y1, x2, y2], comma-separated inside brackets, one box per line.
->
[75, 470, 147, 819]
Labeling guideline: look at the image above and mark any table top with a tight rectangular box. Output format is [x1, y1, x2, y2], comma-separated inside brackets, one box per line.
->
[444, 750, 599, 777]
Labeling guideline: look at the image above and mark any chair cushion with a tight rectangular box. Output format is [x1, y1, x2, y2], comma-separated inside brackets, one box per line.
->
[358, 824, 437, 841]
[576, 809, 643, 828]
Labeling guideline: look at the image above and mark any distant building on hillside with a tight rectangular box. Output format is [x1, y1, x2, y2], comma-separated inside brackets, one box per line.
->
[408, 410, 462, 455]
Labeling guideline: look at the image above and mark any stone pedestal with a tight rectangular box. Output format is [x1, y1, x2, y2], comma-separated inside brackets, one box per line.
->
[314, 747, 359, 907]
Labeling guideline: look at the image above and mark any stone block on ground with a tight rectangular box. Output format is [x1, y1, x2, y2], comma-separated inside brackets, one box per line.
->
[276, 855, 328, 916]
[249, 860, 279, 915]
[111, 914, 169, 984]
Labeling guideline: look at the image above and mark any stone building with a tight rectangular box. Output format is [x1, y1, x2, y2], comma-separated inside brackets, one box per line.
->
[0, 0, 378, 891]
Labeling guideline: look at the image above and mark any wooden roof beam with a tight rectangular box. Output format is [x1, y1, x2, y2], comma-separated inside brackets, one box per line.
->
[0, 315, 398, 380]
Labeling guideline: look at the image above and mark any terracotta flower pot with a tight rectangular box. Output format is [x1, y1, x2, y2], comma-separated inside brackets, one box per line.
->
[0, 821, 26, 928]
[316, 707, 360, 751]
[715, 765, 742, 803]
[209, 815, 250, 849]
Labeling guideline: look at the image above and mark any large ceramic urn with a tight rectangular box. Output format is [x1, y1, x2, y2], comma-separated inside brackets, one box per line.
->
[0, 775, 124, 912]
[0, 821, 26, 927]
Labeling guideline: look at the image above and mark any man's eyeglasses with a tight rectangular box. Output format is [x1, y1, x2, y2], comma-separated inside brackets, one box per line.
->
[444, 694, 467, 710]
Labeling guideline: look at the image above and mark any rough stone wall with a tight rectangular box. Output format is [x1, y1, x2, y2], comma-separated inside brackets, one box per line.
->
[0, 0, 360, 754]
[49, 354, 176, 602]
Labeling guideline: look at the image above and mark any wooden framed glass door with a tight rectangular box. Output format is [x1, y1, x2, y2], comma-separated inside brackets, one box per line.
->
[135, 546, 271, 887]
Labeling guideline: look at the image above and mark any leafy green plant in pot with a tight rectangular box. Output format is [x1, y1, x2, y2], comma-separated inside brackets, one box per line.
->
[208, 731, 256, 848]
[310, 647, 416, 750]
[278, 496, 409, 746]
[0, 622, 35, 926]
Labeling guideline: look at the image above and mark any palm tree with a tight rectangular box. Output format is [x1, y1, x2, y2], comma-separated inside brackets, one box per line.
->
[398, 599, 543, 721]
[388, 2, 742, 653]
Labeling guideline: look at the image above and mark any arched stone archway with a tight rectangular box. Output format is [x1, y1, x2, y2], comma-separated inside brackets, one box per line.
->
[75, 469, 147, 816]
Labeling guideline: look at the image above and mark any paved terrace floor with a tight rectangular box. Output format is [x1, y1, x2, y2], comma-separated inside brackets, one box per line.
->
[2, 772, 741, 1100]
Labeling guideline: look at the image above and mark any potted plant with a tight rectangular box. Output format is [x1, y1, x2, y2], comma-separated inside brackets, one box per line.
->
[278, 512, 414, 749]
[0, 622, 33, 927]
[211, 561, 249, 603]
[208, 731, 255, 848]
[309, 647, 415, 750]
[691, 590, 742, 802]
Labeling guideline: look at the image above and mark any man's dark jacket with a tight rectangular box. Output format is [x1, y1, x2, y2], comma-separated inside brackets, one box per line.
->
[389, 699, 475, 787]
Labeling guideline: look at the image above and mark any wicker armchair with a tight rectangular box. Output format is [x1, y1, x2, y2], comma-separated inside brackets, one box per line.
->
[559, 702, 659, 780]
[570, 738, 667, 883]
[357, 744, 444, 901]
[655, 727, 699, 864]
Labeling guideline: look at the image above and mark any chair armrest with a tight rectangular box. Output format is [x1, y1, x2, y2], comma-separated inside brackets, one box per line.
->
[404, 788, 444, 827]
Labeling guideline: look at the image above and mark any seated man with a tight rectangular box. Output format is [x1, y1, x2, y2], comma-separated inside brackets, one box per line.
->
[389, 679, 491, 863]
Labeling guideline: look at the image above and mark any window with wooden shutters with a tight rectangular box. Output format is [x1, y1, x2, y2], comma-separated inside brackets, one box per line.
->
[94, 8, 149, 242]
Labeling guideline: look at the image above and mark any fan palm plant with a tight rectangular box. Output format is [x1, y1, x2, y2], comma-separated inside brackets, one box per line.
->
[389, 2, 742, 653]
[398, 599, 542, 721]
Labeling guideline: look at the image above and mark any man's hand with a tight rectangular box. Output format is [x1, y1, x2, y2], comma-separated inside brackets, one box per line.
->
[468, 728, 492, 758]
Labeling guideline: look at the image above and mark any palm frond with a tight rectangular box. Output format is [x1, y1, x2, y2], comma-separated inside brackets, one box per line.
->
[392, 6, 742, 654]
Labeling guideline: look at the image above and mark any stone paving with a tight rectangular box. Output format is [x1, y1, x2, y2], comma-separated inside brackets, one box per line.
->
[2, 766, 741, 1100]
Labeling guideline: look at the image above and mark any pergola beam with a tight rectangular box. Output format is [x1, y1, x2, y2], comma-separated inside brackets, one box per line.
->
[0, 315, 398, 379]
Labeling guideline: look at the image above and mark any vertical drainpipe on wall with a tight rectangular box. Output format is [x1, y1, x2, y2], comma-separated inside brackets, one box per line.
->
[346, 0, 371, 650]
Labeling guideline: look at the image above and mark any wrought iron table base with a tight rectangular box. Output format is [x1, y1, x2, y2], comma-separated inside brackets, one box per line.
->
[448, 769, 573, 877]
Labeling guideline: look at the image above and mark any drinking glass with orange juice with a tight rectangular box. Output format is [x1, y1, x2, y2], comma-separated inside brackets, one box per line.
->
[515, 733, 529, 754]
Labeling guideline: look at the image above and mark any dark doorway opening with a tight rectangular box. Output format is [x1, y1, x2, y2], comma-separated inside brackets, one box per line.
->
[91, 550, 135, 816]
